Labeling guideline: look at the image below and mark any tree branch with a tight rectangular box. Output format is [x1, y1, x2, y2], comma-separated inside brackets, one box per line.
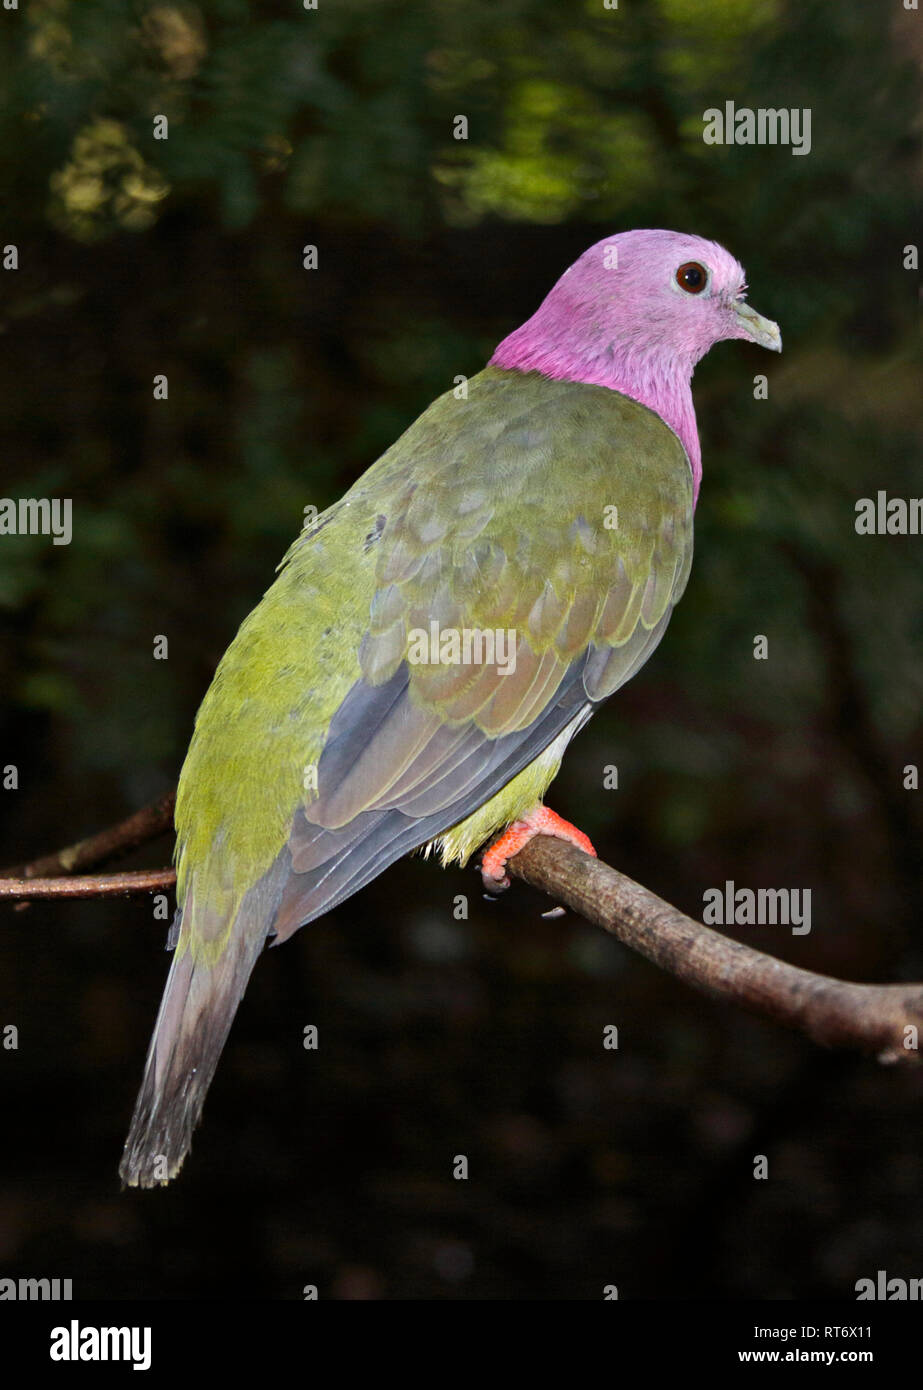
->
[0, 792, 175, 880]
[0, 868, 176, 900]
[1, 796, 921, 1066]
[508, 836, 923, 1065]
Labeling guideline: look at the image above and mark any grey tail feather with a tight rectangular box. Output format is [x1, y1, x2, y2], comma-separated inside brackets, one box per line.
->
[119, 860, 288, 1189]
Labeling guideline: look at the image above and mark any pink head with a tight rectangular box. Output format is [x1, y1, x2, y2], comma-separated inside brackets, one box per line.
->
[490, 229, 781, 504]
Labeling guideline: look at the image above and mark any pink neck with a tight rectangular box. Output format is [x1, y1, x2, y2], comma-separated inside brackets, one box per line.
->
[490, 333, 702, 505]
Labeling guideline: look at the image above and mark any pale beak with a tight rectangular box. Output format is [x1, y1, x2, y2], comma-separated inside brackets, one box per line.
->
[733, 299, 782, 352]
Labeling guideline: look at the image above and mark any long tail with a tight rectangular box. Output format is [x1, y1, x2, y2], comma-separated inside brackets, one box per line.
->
[119, 864, 286, 1188]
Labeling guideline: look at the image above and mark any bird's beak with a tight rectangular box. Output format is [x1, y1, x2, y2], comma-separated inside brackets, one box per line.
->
[733, 299, 782, 352]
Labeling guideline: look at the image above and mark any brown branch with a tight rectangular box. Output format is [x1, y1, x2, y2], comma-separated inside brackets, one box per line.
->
[2, 797, 921, 1066]
[1, 792, 176, 880]
[508, 837, 923, 1065]
[0, 868, 176, 900]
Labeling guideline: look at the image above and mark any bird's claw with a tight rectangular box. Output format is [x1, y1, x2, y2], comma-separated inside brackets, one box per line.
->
[480, 868, 511, 896]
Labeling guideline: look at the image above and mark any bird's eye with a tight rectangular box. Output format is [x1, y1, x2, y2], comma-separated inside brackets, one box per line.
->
[675, 262, 707, 294]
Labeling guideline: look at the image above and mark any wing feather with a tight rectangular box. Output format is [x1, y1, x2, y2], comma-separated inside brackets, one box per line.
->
[178, 367, 695, 948]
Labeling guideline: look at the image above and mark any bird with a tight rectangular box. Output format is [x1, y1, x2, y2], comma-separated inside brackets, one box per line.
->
[120, 228, 781, 1187]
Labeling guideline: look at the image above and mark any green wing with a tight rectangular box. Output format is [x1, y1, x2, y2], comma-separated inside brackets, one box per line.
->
[176, 366, 694, 955]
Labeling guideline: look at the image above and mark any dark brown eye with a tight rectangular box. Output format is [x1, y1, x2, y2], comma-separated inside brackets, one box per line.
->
[676, 261, 707, 294]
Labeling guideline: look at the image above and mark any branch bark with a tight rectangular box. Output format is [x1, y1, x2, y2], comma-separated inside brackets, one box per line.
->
[0, 868, 175, 900]
[509, 836, 923, 1065]
[1, 795, 921, 1067]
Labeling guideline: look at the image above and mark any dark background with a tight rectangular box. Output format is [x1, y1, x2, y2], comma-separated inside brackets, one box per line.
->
[0, 0, 920, 1299]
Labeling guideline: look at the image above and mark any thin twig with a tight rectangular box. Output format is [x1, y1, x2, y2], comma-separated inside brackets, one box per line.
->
[0, 792, 176, 880]
[0, 868, 176, 900]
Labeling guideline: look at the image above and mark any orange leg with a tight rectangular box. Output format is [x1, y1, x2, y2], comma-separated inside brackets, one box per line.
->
[480, 804, 597, 892]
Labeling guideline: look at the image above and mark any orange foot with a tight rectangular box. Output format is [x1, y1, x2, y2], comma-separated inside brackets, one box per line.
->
[480, 805, 597, 893]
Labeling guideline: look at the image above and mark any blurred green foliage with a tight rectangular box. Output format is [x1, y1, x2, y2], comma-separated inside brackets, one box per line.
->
[0, 0, 920, 1299]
